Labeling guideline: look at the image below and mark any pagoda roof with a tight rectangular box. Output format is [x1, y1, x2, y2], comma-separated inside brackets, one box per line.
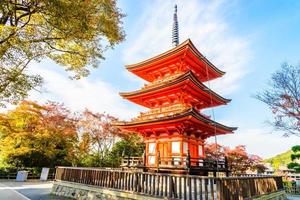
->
[126, 39, 225, 82]
[120, 71, 230, 109]
[116, 107, 237, 139]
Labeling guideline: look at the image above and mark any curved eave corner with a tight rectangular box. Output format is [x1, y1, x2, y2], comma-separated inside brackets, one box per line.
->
[185, 39, 226, 77]
[124, 39, 226, 78]
[125, 39, 190, 70]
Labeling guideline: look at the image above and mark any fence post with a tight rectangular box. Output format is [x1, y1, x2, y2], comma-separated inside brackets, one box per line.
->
[225, 156, 230, 177]
[143, 150, 146, 169]
[157, 151, 160, 173]
[216, 178, 221, 200]
[186, 150, 191, 174]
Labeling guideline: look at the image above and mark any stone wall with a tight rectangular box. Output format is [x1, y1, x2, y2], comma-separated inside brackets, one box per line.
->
[51, 181, 163, 200]
[252, 190, 287, 200]
[52, 180, 287, 200]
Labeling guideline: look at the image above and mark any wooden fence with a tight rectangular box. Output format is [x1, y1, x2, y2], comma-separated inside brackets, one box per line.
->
[0, 168, 56, 180]
[55, 166, 284, 200]
[284, 185, 300, 195]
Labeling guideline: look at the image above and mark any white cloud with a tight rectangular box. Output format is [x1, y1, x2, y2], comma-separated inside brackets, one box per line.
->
[123, 0, 251, 95]
[207, 128, 298, 159]
[28, 62, 139, 120]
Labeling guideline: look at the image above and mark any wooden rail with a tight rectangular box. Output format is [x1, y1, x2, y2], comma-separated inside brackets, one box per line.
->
[122, 156, 229, 174]
[284, 185, 300, 194]
[55, 166, 284, 200]
[0, 171, 55, 180]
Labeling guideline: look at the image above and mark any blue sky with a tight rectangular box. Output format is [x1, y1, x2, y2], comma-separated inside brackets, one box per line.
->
[27, 0, 300, 158]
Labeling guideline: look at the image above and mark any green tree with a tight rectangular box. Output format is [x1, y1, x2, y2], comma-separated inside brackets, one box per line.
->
[0, 0, 125, 106]
[256, 63, 300, 136]
[288, 145, 300, 172]
[106, 135, 145, 167]
[0, 101, 78, 167]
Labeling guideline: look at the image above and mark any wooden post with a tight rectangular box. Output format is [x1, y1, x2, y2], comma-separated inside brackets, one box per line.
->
[157, 151, 160, 173]
[186, 149, 191, 174]
[225, 156, 229, 177]
[142, 149, 146, 166]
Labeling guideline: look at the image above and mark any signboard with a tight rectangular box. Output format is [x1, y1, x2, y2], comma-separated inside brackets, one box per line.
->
[40, 167, 50, 181]
[16, 171, 28, 182]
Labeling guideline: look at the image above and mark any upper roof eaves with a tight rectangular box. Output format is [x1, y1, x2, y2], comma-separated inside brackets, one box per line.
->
[125, 39, 225, 76]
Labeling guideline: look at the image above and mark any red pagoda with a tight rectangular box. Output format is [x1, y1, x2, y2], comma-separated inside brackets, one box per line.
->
[116, 5, 236, 175]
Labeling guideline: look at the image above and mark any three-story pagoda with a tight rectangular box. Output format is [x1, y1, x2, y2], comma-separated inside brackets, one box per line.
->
[116, 5, 236, 174]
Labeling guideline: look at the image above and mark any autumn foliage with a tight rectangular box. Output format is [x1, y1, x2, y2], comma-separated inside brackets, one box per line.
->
[205, 143, 266, 174]
[0, 101, 129, 168]
[0, 101, 78, 167]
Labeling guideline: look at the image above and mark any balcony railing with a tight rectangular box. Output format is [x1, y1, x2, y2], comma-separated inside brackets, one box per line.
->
[121, 155, 229, 174]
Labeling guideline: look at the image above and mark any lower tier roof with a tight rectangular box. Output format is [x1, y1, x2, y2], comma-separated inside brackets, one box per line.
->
[115, 108, 237, 139]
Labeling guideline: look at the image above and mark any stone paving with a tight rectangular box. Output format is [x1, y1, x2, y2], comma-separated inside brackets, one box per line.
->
[287, 194, 300, 200]
[0, 180, 68, 200]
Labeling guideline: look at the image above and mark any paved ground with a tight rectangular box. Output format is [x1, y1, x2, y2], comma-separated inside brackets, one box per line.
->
[287, 195, 300, 200]
[0, 181, 68, 200]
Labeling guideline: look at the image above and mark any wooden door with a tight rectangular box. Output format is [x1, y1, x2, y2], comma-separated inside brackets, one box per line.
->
[158, 142, 169, 165]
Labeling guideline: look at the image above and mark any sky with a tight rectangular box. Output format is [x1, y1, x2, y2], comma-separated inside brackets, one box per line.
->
[25, 0, 300, 159]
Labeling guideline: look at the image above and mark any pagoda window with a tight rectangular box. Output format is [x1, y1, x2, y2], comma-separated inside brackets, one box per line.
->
[148, 143, 156, 154]
[183, 142, 188, 154]
[171, 141, 180, 154]
[199, 145, 203, 156]
[148, 156, 156, 165]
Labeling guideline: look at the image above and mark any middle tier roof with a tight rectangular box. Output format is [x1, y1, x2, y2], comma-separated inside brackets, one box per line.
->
[120, 71, 230, 109]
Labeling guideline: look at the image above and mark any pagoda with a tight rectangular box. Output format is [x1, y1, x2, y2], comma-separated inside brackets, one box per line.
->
[116, 5, 236, 175]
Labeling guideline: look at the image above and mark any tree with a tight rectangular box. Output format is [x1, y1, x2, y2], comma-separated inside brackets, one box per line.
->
[205, 143, 266, 174]
[0, 101, 78, 167]
[287, 145, 300, 172]
[0, 0, 125, 106]
[256, 63, 300, 136]
[101, 135, 144, 167]
[224, 145, 250, 174]
[204, 143, 225, 160]
[78, 110, 123, 166]
[248, 155, 267, 174]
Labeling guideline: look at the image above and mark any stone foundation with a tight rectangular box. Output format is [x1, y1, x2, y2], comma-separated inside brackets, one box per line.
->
[52, 180, 287, 200]
[51, 181, 162, 200]
[251, 190, 287, 200]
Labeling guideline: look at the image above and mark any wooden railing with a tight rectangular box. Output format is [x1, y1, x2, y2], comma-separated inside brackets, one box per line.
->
[218, 176, 284, 199]
[55, 166, 284, 200]
[284, 185, 300, 194]
[158, 157, 228, 170]
[0, 168, 56, 180]
[122, 156, 229, 173]
[134, 104, 190, 121]
[121, 157, 144, 167]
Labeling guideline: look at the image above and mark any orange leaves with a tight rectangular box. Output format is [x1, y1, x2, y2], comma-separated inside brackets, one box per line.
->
[78, 109, 122, 159]
[0, 100, 126, 167]
[0, 100, 78, 167]
[205, 143, 265, 174]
